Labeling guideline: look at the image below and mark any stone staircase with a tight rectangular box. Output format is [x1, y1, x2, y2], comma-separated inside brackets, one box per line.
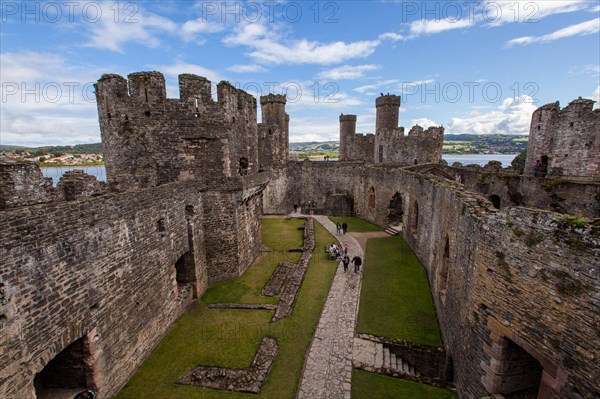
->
[384, 225, 402, 236]
[353, 337, 419, 377]
[379, 343, 420, 376]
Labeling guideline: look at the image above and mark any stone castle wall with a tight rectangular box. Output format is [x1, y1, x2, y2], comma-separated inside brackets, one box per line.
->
[263, 161, 362, 215]
[0, 159, 53, 210]
[525, 99, 600, 179]
[352, 166, 599, 398]
[0, 175, 264, 399]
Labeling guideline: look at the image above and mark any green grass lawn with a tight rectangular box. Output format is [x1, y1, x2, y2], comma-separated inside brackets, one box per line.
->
[352, 370, 456, 399]
[115, 218, 338, 399]
[357, 236, 442, 347]
[328, 216, 383, 232]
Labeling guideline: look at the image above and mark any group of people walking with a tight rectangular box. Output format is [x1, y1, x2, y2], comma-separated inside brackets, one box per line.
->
[335, 222, 348, 235]
[342, 253, 362, 274]
[328, 244, 361, 273]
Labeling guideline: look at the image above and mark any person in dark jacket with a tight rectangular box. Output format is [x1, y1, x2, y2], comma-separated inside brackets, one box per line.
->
[342, 254, 350, 272]
[352, 256, 362, 273]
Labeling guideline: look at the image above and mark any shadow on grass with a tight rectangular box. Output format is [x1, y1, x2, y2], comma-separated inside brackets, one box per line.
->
[115, 218, 338, 399]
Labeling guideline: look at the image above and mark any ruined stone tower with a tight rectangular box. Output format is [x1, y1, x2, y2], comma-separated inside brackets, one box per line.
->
[337, 114, 375, 162]
[375, 94, 401, 133]
[371, 94, 443, 164]
[95, 71, 260, 190]
[339, 114, 357, 161]
[258, 94, 288, 167]
[525, 98, 600, 179]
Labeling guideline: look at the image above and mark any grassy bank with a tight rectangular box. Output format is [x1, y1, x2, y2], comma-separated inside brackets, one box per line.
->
[352, 370, 456, 399]
[357, 236, 442, 347]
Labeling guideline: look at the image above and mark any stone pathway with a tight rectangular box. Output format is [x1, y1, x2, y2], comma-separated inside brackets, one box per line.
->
[297, 215, 365, 399]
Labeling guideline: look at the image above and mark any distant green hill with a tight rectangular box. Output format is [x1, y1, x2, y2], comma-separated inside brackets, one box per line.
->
[290, 135, 527, 155]
[1, 134, 528, 157]
[443, 134, 528, 154]
[0, 143, 103, 156]
[289, 141, 339, 153]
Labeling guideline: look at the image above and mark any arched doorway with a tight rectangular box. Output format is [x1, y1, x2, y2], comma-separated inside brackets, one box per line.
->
[387, 192, 404, 225]
[34, 336, 95, 399]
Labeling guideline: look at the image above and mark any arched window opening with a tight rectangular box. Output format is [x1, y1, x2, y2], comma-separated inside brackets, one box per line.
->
[489, 195, 501, 209]
[411, 201, 419, 236]
[239, 157, 249, 176]
[438, 236, 450, 303]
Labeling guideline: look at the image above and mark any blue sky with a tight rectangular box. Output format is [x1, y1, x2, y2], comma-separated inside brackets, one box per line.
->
[1, 0, 599, 146]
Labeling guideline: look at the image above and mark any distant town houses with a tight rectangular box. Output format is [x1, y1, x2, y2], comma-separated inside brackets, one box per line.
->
[0, 151, 103, 165]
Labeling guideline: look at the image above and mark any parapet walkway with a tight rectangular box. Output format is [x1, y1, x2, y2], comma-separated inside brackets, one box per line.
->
[296, 215, 364, 399]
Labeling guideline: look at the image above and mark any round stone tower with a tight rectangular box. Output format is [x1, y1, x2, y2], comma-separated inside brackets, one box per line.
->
[260, 94, 288, 165]
[375, 94, 401, 133]
[339, 114, 357, 161]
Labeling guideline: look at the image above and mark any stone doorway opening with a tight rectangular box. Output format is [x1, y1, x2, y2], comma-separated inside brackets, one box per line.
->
[175, 250, 196, 303]
[34, 336, 95, 399]
[386, 192, 404, 226]
[499, 339, 543, 398]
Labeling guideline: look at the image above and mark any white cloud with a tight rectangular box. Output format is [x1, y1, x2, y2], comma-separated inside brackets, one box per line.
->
[410, 18, 474, 35]
[390, 0, 595, 40]
[481, 0, 593, 25]
[506, 18, 600, 46]
[1, 51, 106, 146]
[446, 96, 538, 135]
[83, 3, 177, 53]
[284, 80, 365, 111]
[378, 32, 407, 42]
[289, 118, 339, 142]
[227, 64, 268, 73]
[181, 18, 225, 42]
[567, 64, 600, 77]
[317, 65, 380, 80]
[223, 21, 380, 65]
[354, 79, 400, 94]
[154, 62, 224, 84]
[410, 118, 439, 129]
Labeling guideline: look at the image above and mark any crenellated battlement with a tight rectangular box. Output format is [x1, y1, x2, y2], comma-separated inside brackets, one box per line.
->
[260, 94, 287, 105]
[95, 71, 274, 190]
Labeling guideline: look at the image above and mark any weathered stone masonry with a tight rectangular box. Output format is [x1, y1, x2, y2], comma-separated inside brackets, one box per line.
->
[0, 177, 265, 398]
[352, 165, 599, 398]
